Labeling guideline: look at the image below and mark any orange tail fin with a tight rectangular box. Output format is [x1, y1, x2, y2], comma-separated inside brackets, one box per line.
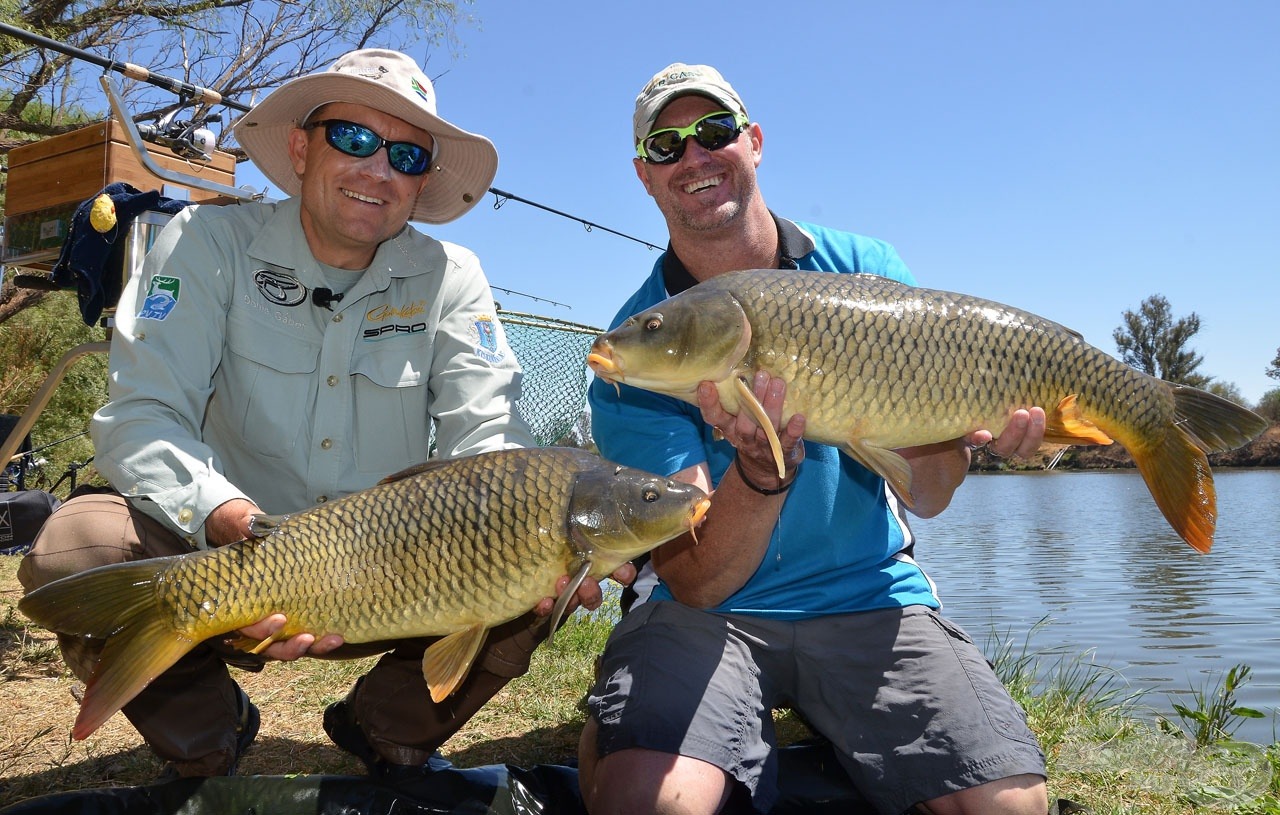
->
[18, 560, 199, 738]
[1129, 428, 1216, 553]
[1125, 384, 1267, 553]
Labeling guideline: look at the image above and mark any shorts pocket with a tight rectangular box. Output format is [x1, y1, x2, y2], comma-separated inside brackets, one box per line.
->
[927, 610, 1039, 747]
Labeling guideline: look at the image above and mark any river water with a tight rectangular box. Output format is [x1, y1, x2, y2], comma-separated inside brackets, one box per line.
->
[911, 468, 1280, 745]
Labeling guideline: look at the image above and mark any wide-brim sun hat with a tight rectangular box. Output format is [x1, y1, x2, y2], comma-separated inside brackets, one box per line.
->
[234, 48, 497, 225]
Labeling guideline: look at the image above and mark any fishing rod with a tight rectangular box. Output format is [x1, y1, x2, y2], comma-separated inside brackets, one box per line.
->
[489, 188, 661, 251]
[1, 22, 660, 250]
[0, 21, 240, 111]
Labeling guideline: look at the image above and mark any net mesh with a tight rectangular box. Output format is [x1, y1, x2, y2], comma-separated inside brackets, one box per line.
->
[500, 310, 601, 447]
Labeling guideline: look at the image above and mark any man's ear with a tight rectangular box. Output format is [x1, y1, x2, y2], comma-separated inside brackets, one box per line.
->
[747, 122, 764, 168]
[287, 127, 309, 177]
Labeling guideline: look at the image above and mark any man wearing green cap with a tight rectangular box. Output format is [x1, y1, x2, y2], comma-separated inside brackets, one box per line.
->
[578, 63, 1050, 815]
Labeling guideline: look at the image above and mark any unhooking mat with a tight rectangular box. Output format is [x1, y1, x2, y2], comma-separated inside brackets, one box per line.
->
[0, 741, 874, 814]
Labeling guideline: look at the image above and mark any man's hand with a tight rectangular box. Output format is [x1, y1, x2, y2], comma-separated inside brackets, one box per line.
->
[698, 372, 805, 488]
[205, 498, 263, 548]
[237, 614, 345, 661]
[531, 563, 638, 618]
[965, 407, 1047, 459]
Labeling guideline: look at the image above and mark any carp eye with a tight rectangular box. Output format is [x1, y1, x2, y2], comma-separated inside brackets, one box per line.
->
[644, 314, 663, 332]
[642, 487, 659, 503]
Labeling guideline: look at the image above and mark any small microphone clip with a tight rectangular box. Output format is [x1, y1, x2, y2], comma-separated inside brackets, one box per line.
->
[312, 287, 344, 311]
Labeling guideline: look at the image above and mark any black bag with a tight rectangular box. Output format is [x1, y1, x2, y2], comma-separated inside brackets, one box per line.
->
[0, 490, 60, 555]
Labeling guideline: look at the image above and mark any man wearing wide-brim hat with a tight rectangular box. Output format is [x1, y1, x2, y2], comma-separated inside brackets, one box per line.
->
[19, 48, 622, 780]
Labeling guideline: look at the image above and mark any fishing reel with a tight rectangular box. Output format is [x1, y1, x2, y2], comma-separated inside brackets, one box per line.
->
[137, 108, 221, 161]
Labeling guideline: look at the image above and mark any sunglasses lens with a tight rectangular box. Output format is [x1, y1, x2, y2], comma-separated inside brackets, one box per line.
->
[387, 142, 430, 175]
[695, 115, 740, 150]
[643, 131, 686, 164]
[327, 122, 380, 158]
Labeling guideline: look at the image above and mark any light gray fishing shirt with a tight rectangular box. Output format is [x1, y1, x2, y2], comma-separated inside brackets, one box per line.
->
[93, 197, 533, 547]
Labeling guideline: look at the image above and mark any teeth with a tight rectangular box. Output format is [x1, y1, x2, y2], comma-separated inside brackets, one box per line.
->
[343, 189, 384, 205]
[683, 176, 722, 194]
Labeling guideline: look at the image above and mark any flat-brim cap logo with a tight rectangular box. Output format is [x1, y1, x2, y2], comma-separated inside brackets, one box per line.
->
[633, 63, 749, 144]
[234, 49, 497, 225]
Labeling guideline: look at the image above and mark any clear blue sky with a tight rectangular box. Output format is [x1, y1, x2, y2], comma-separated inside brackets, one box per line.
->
[234, 1, 1278, 405]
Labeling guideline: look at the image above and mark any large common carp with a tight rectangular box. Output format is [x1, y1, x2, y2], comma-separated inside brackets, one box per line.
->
[587, 269, 1267, 553]
[19, 447, 710, 739]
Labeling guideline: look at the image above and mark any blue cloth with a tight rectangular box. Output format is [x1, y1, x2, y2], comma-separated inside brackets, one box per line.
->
[589, 217, 941, 619]
[51, 182, 188, 325]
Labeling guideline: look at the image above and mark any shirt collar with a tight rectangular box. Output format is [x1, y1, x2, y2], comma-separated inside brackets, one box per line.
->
[660, 212, 815, 296]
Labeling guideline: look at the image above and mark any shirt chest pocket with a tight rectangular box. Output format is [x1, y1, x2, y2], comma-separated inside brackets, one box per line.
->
[220, 320, 319, 460]
[350, 346, 433, 473]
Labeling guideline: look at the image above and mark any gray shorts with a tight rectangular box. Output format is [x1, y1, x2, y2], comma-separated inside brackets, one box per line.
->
[585, 602, 1045, 814]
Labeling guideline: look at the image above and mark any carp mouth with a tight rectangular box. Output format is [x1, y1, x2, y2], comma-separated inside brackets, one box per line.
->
[586, 340, 622, 383]
[688, 495, 712, 539]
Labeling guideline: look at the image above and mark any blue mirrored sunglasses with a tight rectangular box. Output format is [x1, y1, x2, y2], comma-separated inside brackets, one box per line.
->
[636, 111, 747, 165]
[306, 119, 433, 176]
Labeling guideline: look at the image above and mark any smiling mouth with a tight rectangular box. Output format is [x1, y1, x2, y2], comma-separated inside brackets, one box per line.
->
[343, 188, 385, 205]
[682, 175, 723, 195]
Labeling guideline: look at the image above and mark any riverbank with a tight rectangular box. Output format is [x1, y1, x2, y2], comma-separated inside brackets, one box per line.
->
[973, 424, 1280, 471]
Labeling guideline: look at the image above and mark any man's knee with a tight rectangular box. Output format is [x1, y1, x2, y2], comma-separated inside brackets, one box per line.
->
[917, 773, 1048, 815]
[18, 491, 147, 590]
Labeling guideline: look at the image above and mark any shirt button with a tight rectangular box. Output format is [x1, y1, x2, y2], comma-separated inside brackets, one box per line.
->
[316, 495, 328, 503]
[333, 313, 344, 323]
[327, 375, 339, 387]
[178, 507, 193, 523]
[321, 438, 333, 450]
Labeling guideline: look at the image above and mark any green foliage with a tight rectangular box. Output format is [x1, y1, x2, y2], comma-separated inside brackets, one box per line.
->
[1113, 294, 1209, 387]
[1257, 389, 1280, 423]
[1160, 664, 1266, 748]
[1269, 347, 1280, 381]
[0, 284, 106, 494]
[1206, 380, 1247, 406]
[1, 2, 474, 155]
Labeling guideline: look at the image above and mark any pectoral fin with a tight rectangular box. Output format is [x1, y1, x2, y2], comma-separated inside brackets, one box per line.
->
[732, 377, 786, 478]
[840, 441, 915, 508]
[548, 560, 592, 644]
[422, 624, 488, 703]
[1042, 394, 1114, 446]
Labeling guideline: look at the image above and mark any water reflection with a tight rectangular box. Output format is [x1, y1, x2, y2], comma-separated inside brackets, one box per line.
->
[913, 469, 1280, 744]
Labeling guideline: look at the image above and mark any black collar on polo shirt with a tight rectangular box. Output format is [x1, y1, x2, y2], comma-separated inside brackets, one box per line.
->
[661, 212, 816, 296]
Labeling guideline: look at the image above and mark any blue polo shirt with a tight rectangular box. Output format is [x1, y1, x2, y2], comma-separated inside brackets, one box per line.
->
[588, 216, 941, 619]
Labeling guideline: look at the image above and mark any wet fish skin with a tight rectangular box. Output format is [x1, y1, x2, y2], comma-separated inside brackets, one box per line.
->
[587, 269, 1268, 553]
[18, 447, 710, 738]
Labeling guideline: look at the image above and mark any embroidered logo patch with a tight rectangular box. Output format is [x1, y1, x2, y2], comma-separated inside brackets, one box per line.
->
[470, 315, 505, 364]
[253, 270, 307, 306]
[361, 300, 429, 342]
[138, 275, 181, 321]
